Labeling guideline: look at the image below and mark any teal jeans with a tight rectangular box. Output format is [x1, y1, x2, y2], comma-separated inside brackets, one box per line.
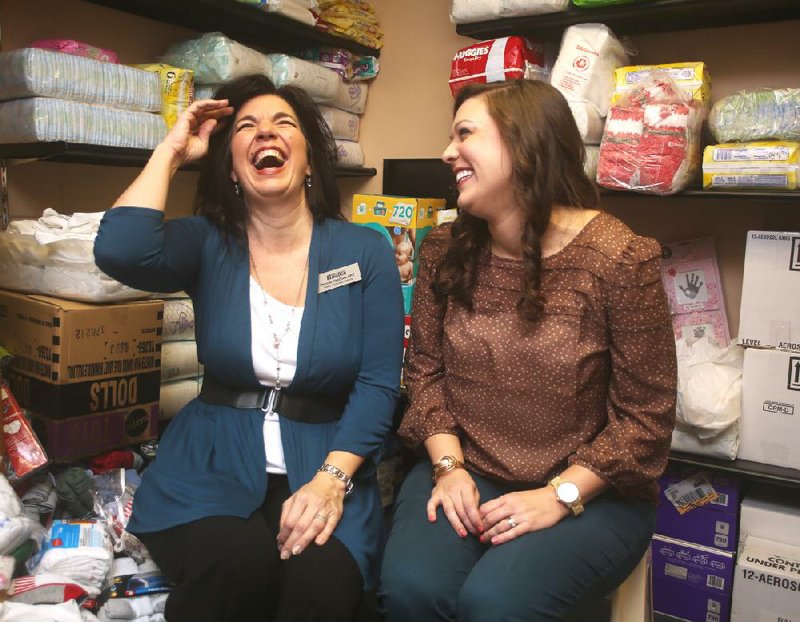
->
[379, 461, 655, 622]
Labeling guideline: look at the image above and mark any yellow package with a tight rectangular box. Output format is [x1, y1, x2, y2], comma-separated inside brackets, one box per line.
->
[702, 141, 800, 190]
[612, 62, 711, 105]
[352, 194, 445, 314]
[134, 63, 194, 129]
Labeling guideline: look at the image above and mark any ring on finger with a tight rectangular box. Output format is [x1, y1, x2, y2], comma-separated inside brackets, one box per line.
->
[314, 512, 330, 522]
[506, 516, 517, 529]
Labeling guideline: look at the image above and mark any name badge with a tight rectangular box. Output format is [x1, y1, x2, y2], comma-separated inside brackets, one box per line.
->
[318, 263, 362, 293]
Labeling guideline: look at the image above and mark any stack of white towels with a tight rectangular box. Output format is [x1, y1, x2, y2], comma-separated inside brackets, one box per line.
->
[0, 48, 166, 149]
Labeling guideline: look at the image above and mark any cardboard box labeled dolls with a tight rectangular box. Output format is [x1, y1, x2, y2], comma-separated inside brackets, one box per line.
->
[0, 289, 163, 418]
[352, 194, 446, 314]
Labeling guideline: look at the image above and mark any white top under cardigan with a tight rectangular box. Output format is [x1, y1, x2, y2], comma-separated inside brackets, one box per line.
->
[250, 277, 303, 474]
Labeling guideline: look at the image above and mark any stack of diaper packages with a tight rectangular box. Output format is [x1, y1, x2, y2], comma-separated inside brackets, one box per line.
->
[0, 42, 165, 149]
[157, 293, 203, 424]
[236, 0, 319, 26]
[449, 0, 568, 23]
[549, 24, 631, 181]
[703, 88, 800, 191]
[597, 62, 710, 195]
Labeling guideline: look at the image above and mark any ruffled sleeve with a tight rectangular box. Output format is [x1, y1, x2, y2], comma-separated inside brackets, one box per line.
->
[397, 226, 459, 447]
[569, 234, 677, 493]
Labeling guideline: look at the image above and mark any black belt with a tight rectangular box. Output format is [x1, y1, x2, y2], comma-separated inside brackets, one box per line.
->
[199, 375, 348, 424]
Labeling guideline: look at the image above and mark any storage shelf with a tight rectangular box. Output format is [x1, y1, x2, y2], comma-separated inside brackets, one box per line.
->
[84, 0, 380, 57]
[669, 451, 800, 489]
[0, 142, 377, 178]
[601, 188, 800, 202]
[456, 0, 800, 40]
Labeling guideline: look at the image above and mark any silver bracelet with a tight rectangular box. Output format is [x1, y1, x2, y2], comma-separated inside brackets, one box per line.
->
[318, 463, 354, 497]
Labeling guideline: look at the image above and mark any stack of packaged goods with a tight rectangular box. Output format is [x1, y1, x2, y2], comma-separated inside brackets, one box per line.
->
[651, 465, 741, 622]
[703, 88, 800, 191]
[736, 229, 800, 472]
[549, 24, 631, 180]
[0, 40, 165, 149]
[315, 0, 383, 50]
[660, 237, 742, 460]
[157, 294, 202, 424]
[597, 62, 710, 195]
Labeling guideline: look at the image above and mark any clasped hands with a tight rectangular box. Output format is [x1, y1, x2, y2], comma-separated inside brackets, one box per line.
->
[427, 469, 570, 545]
[276, 471, 346, 560]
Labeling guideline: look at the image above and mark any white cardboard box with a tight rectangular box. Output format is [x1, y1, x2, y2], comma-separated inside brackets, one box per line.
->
[738, 230, 800, 351]
[740, 492, 800, 553]
[739, 348, 800, 470]
[731, 536, 800, 622]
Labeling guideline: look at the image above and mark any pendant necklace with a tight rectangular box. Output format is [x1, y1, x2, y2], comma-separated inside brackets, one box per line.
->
[249, 247, 309, 392]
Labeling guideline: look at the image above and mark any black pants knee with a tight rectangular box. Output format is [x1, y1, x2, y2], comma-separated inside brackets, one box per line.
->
[138, 475, 363, 622]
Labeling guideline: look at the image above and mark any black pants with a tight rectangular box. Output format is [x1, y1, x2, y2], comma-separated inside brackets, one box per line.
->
[138, 475, 363, 622]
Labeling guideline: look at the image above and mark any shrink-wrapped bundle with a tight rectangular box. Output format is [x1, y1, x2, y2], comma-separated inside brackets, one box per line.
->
[448, 37, 546, 97]
[268, 53, 341, 103]
[0, 98, 166, 149]
[597, 75, 704, 195]
[568, 101, 605, 145]
[160, 32, 273, 84]
[450, 0, 568, 23]
[550, 24, 629, 117]
[702, 141, 800, 190]
[335, 140, 365, 167]
[0, 48, 160, 111]
[330, 81, 368, 114]
[709, 88, 800, 143]
[320, 105, 360, 141]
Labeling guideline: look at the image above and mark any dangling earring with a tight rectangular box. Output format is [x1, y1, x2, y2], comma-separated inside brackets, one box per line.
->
[305, 175, 312, 189]
[233, 181, 241, 197]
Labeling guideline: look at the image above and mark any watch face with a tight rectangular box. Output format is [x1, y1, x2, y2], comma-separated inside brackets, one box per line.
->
[557, 481, 580, 504]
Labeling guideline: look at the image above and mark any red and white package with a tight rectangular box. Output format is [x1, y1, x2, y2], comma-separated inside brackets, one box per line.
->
[1, 382, 48, 480]
[449, 36, 546, 97]
[597, 74, 705, 195]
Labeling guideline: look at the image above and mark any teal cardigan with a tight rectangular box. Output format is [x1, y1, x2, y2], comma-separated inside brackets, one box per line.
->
[94, 207, 404, 588]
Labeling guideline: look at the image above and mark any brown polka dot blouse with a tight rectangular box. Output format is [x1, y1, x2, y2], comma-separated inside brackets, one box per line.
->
[399, 212, 677, 503]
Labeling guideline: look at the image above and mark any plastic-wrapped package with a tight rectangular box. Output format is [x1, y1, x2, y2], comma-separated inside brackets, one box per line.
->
[0, 48, 161, 111]
[449, 36, 546, 97]
[160, 378, 203, 421]
[335, 139, 365, 167]
[268, 53, 341, 103]
[550, 24, 630, 117]
[612, 62, 711, 106]
[320, 105, 360, 141]
[450, 0, 568, 24]
[133, 63, 194, 129]
[0, 98, 166, 149]
[709, 88, 800, 143]
[29, 38, 119, 63]
[584, 145, 600, 180]
[330, 80, 368, 114]
[573, 0, 640, 5]
[159, 32, 273, 84]
[597, 74, 705, 195]
[163, 298, 196, 342]
[160, 341, 203, 382]
[702, 141, 800, 190]
[193, 83, 222, 101]
[239, 0, 318, 25]
[299, 47, 354, 79]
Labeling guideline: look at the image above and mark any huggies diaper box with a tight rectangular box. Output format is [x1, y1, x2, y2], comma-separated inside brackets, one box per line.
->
[352, 194, 446, 315]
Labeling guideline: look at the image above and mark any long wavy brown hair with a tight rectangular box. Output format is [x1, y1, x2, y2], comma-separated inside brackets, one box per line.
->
[432, 80, 599, 321]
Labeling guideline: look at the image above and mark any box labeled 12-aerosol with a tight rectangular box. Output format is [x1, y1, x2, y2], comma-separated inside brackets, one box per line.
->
[738, 231, 800, 351]
[0, 289, 162, 418]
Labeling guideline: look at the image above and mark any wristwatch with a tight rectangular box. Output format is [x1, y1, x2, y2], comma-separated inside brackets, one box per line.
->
[432, 455, 465, 482]
[548, 476, 584, 516]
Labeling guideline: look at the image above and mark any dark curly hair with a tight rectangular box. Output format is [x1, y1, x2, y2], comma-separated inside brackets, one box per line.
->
[432, 80, 599, 321]
[194, 74, 342, 243]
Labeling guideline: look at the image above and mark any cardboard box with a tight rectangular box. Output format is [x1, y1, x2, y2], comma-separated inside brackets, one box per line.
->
[28, 402, 158, 462]
[352, 194, 446, 314]
[652, 535, 735, 622]
[0, 290, 163, 418]
[731, 536, 800, 622]
[739, 347, 800, 470]
[657, 465, 741, 552]
[738, 231, 800, 351]
[739, 491, 800, 552]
